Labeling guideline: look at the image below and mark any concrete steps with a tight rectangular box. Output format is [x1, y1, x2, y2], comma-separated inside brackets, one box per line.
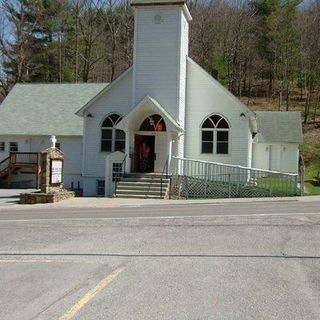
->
[115, 173, 170, 199]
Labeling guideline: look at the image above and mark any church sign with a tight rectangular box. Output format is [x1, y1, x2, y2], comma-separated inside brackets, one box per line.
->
[50, 159, 63, 184]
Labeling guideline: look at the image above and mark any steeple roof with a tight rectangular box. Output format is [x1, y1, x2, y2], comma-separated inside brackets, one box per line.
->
[131, 0, 192, 20]
[131, 0, 185, 6]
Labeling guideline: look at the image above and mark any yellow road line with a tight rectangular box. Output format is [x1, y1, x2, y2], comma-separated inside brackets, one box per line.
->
[58, 266, 125, 320]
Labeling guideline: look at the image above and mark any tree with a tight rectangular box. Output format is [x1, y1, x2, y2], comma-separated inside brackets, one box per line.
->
[270, 0, 301, 110]
[299, 0, 320, 123]
[0, 0, 40, 86]
[251, 0, 281, 96]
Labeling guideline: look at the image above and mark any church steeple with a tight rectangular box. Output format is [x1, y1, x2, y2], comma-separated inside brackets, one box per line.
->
[131, 0, 192, 125]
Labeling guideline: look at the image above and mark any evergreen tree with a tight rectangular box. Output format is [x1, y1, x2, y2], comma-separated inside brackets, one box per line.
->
[251, 0, 281, 96]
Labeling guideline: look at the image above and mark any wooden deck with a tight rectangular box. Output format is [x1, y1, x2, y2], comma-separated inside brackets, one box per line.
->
[0, 152, 41, 188]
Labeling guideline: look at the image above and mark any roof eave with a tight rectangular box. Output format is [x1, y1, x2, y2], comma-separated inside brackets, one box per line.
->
[76, 67, 132, 117]
[187, 57, 254, 117]
[117, 95, 184, 133]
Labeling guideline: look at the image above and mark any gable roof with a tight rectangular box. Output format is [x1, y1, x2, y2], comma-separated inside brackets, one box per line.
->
[76, 67, 133, 117]
[0, 83, 107, 136]
[117, 95, 184, 133]
[254, 111, 303, 144]
[186, 57, 255, 118]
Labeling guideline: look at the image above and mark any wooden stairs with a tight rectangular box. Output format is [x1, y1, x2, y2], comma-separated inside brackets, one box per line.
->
[0, 153, 41, 188]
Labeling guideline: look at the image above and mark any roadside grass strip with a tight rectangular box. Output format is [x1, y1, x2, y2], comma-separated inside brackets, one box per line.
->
[58, 266, 125, 320]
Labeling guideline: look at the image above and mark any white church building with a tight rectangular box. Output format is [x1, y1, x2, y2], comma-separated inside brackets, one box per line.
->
[76, 0, 302, 196]
[0, 0, 302, 197]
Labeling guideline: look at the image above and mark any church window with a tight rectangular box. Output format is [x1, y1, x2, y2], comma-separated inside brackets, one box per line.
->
[140, 114, 166, 132]
[101, 114, 125, 152]
[201, 115, 229, 154]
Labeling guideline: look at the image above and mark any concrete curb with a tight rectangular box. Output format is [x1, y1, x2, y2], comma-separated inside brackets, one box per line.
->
[0, 194, 319, 212]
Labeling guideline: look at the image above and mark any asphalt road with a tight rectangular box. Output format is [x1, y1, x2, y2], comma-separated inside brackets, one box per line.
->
[0, 200, 320, 319]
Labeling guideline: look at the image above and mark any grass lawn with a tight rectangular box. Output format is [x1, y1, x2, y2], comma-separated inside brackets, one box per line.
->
[304, 163, 320, 195]
[256, 176, 299, 196]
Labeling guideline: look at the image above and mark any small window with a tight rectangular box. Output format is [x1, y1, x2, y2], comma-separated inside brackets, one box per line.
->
[96, 180, 105, 196]
[56, 142, 61, 150]
[9, 142, 18, 152]
[112, 162, 123, 182]
[0, 142, 4, 151]
[201, 115, 229, 155]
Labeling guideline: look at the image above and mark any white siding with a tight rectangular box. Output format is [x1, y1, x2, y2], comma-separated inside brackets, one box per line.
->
[0, 136, 32, 161]
[0, 135, 82, 188]
[82, 69, 132, 179]
[252, 143, 269, 170]
[178, 11, 188, 127]
[58, 136, 83, 189]
[270, 145, 281, 171]
[133, 7, 188, 121]
[253, 142, 299, 173]
[82, 177, 100, 197]
[280, 144, 299, 173]
[185, 60, 252, 167]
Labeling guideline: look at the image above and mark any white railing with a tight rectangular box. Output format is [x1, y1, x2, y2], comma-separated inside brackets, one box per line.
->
[170, 157, 299, 198]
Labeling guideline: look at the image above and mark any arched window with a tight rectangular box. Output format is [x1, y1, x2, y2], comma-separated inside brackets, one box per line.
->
[101, 114, 125, 152]
[140, 114, 166, 132]
[201, 114, 229, 154]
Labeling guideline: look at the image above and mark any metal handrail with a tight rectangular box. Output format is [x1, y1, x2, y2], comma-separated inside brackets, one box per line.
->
[160, 156, 170, 198]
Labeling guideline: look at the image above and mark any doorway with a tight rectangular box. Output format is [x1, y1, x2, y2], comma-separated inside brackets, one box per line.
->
[134, 135, 155, 172]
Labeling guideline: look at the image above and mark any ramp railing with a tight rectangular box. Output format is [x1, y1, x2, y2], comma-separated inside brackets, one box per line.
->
[170, 157, 299, 199]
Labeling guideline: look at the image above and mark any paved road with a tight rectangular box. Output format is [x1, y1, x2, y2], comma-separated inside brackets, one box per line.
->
[0, 200, 320, 319]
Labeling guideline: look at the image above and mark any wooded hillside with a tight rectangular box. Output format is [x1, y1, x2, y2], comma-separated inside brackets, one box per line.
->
[0, 0, 319, 123]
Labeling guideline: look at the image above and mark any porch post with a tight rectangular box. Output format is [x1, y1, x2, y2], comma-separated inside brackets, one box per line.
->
[167, 133, 173, 174]
[125, 131, 131, 173]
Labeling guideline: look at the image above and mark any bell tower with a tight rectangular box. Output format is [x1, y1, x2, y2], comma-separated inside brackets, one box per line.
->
[131, 0, 192, 127]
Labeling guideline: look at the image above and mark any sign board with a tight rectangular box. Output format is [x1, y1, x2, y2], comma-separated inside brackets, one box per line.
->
[50, 160, 63, 184]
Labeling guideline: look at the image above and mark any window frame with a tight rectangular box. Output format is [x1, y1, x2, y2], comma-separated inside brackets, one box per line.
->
[201, 114, 230, 155]
[9, 142, 18, 152]
[139, 114, 167, 132]
[100, 113, 125, 153]
[0, 142, 5, 152]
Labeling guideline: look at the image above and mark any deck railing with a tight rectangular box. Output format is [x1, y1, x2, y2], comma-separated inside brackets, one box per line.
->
[0, 152, 40, 179]
[10, 152, 39, 165]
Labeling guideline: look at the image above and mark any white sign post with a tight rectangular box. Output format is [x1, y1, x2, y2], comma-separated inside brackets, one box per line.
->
[51, 160, 63, 184]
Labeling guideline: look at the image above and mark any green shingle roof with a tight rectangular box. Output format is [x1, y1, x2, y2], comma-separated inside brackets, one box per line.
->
[254, 111, 303, 144]
[0, 83, 107, 136]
